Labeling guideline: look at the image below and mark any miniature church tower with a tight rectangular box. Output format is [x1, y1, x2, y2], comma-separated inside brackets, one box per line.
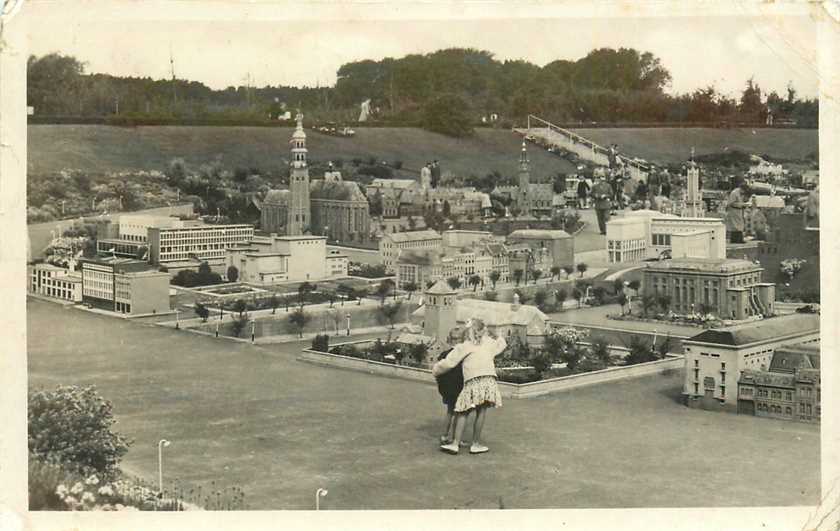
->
[517, 141, 532, 216]
[288, 111, 311, 235]
[423, 280, 457, 343]
[685, 147, 704, 218]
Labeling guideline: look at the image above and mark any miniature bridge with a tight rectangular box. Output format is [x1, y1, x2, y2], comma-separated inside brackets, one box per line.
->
[515, 114, 650, 182]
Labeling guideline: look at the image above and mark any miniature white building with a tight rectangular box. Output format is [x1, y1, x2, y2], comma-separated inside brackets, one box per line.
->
[606, 217, 647, 263]
[413, 281, 549, 346]
[606, 211, 725, 263]
[226, 234, 348, 284]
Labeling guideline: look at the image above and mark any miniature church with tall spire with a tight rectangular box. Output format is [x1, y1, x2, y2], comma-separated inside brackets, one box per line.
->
[491, 141, 554, 218]
[287, 111, 311, 235]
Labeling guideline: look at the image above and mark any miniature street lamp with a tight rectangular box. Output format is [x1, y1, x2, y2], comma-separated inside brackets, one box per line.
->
[175, 309, 180, 330]
[158, 439, 171, 495]
[315, 488, 328, 510]
[250, 319, 256, 343]
[346, 313, 351, 336]
[215, 321, 220, 338]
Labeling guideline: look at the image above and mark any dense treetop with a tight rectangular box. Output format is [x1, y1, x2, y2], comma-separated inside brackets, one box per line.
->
[27, 47, 817, 134]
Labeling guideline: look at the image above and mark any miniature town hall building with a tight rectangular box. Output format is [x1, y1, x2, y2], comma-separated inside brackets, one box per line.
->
[643, 257, 775, 320]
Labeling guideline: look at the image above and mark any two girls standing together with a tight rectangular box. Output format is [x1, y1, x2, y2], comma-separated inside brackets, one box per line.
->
[432, 319, 507, 455]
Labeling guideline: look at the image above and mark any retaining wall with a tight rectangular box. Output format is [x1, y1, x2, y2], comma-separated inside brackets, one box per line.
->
[298, 342, 683, 399]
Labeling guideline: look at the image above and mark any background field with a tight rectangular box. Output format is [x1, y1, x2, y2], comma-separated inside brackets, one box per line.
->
[573, 127, 818, 164]
[27, 125, 578, 178]
[27, 125, 818, 177]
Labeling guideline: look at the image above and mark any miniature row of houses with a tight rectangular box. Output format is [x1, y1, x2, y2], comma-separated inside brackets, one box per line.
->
[682, 312, 820, 423]
[379, 228, 574, 289]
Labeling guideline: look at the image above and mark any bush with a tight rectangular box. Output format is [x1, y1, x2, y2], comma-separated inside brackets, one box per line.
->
[28, 386, 132, 477]
[529, 350, 554, 376]
[497, 369, 542, 384]
[311, 334, 330, 352]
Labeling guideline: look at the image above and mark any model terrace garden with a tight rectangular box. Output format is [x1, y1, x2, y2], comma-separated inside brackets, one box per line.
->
[311, 326, 674, 384]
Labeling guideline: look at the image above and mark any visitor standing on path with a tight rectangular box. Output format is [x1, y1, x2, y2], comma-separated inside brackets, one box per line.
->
[431, 160, 441, 188]
[576, 177, 590, 209]
[433, 319, 507, 455]
[435, 326, 467, 446]
[591, 172, 613, 235]
[725, 178, 749, 243]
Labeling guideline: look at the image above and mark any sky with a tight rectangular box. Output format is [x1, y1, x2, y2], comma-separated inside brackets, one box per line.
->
[22, 2, 819, 99]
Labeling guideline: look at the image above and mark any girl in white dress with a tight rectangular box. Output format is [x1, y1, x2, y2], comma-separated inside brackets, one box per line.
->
[432, 319, 507, 455]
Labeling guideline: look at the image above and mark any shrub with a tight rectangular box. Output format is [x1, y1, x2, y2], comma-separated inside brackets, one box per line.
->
[529, 350, 554, 376]
[28, 386, 132, 477]
[231, 313, 250, 337]
[624, 336, 657, 365]
[311, 334, 330, 352]
[497, 369, 541, 384]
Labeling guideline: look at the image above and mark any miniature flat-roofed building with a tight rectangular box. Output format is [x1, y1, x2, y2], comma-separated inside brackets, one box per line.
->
[606, 217, 647, 263]
[643, 257, 774, 319]
[682, 313, 819, 412]
[649, 217, 726, 260]
[80, 257, 170, 315]
[226, 234, 346, 284]
[506, 229, 574, 268]
[442, 230, 493, 250]
[670, 230, 714, 259]
[30, 263, 82, 302]
[379, 229, 442, 274]
[147, 223, 255, 265]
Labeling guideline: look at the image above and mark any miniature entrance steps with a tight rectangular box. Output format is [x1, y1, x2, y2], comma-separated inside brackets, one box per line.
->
[515, 114, 650, 182]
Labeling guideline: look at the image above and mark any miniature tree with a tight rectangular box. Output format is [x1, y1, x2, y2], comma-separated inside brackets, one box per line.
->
[226, 265, 239, 283]
[617, 292, 629, 315]
[576, 262, 588, 277]
[531, 269, 542, 285]
[446, 277, 462, 290]
[468, 275, 482, 291]
[563, 264, 575, 278]
[288, 308, 310, 338]
[555, 289, 568, 310]
[194, 302, 210, 322]
[572, 287, 584, 308]
[512, 269, 524, 286]
[550, 266, 561, 281]
[378, 301, 402, 329]
[489, 270, 501, 289]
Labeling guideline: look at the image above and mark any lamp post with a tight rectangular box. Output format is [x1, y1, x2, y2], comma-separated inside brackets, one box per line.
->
[158, 439, 171, 495]
[346, 313, 351, 336]
[175, 309, 180, 330]
[315, 488, 328, 510]
[250, 319, 256, 343]
[215, 320, 219, 338]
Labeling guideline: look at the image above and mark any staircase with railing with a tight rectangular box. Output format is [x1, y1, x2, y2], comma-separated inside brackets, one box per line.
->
[515, 114, 650, 182]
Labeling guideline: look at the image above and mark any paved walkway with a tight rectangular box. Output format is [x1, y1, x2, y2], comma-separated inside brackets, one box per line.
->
[27, 299, 819, 510]
[548, 303, 701, 337]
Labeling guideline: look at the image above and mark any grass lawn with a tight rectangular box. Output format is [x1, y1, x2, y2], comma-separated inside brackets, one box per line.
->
[27, 125, 578, 178]
[28, 299, 819, 509]
[569, 127, 817, 165]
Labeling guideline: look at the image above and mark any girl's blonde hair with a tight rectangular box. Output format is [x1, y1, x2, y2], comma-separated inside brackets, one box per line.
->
[466, 318, 486, 344]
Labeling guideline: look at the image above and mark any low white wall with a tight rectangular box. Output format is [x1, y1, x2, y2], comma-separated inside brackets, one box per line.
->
[298, 343, 683, 399]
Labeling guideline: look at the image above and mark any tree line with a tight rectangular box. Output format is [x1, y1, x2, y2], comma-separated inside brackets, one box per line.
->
[27, 47, 818, 136]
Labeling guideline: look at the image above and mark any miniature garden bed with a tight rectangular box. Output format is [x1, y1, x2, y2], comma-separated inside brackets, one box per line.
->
[298, 340, 684, 399]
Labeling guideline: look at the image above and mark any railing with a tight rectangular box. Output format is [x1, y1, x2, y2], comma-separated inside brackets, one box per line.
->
[521, 114, 650, 181]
